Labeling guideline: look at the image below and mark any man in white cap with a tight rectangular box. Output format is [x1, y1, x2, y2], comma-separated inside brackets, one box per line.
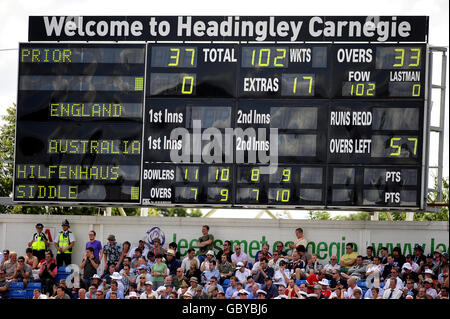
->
[156, 285, 167, 299]
[140, 281, 157, 299]
[256, 289, 267, 299]
[128, 291, 139, 299]
[423, 278, 437, 299]
[238, 289, 249, 299]
[231, 244, 248, 269]
[106, 279, 124, 299]
[183, 291, 194, 299]
[165, 249, 181, 276]
[200, 250, 216, 272]
[319, 279, 331, 298]
[235, 261, 251, 284]
[109, 272, 125, 295]
[400, 262, 419, 283]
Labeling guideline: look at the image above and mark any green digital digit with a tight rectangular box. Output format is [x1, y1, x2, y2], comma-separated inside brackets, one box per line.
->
[276, 189, 290, 202]
[186, 48, 195, 66]
[220, 189, 229, 201]
[168, 48, 180, 66]
[408, 137, 418, 155]
[251, 168, 260, 182]
[282, 168, 291, 182]
[274, 48, 286, 67]
[216, 168, 229, 181]
[390, 137, 402, 156]
[259, 49, 271, 67]
[190, 188, 198, 200]
[412, 84, 421, 96]
[252, 189, 259, 201]
[181, 76, 194, 94]
[393, 48, 405, 67]
[303, 76, 313, 93]
[409, 48, 421, 67]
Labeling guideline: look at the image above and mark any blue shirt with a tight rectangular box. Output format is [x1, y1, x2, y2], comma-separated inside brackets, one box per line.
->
[202, 269, 220, 283]
[106, 290, 125, 299]
[225, 286, 237, 299]
[86, 240, 102, 259]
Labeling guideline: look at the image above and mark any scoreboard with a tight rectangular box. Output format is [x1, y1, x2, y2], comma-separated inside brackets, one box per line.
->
[13, 16, 429, 210]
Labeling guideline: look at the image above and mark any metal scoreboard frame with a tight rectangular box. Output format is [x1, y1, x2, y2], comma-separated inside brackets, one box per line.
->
[12, 15, 441, 211]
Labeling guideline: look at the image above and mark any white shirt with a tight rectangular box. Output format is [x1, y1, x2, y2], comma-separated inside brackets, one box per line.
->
[235, 268, 252, 283]
[344, 286, 361, 299]
[324, 263, 340, 272]
[181, 257, 200, 272]
[140, 290, 158, 299]
[385, 277, 404, 290]
[426, 287, 438, 299]
[273, 269, 291, 287]
[382, 288, 403, 299]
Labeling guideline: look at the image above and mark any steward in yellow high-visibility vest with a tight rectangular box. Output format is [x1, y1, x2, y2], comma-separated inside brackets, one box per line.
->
[54, 219, 76, 267]
[28, 223, 48, 262]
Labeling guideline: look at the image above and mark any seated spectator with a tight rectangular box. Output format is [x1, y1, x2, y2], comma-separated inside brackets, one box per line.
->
[273, 260, 290, 288]
[106, 280, 125, 299]
[385, 267, 404, 290]
[254, 244, 272, 262]
[168, 242, 181, 260]
[268, 250, 283, 272]
[366, 287, 383, 299]
[285, 278, 300, 299]
[0, 270, 10, 299]
[131, 248, 143, 269]
[306, 269, 326, 294]
[381, 255, 395, 281]
[55, 285, 71, 299]
[185, 259, 201, 282]
[405, 254, 419, 272]
[366, 256, 383, 279]
[392, 247, 406, 269]
[231, 244, 248, 269]
[86, 285, 97, 299]
[400, 262, 419, 283]
[413, 245, 426, 266]
[261, 276, 278, 299]
[204, 276, 223, 293]
[131, 239, 149, 259]
[305, 254, 323, 274]
[382, 278, 402, 299]
[202, 260, 220, 284]
[135, 265, 152, 283]
[120, 264, 136, 293]
[32, 288, 45, 299]
[24, 248, 39, 270]
[218, 254, 233, 284]
[423, 278, 437, 299]
[235, 262, 252, 284]
[323, 255, 340, 277]
[165, 249, 181, 276]
[329, 269, 348, 289]
[38, 250, 57, 296]
[244, 275, 261, 293]
[363, 246, 375, 264]
[225, 276, 238, 299]
[187, 276, 202, 296]
[339, 243, 358, 273]
[254, 258, 274, 285]
[102, 263, 117, 284]
[274, 242, 288, 257]
[95, 290, 105, 299]
[343, 277, 361, 299]
[200, 250, 216, 272]
[146, 252, 156, 269]
[402, 279, 418, 298]
[181, 249, 199, 273]
[288, 250, 306, 281]
[216, 241, 233, 264]
[173, 267, 188, 290]
[12, 256, 32, 288]
[344, 255, 367, 281]
[0, 250, 8, 268]
[319, 279, 332, 299]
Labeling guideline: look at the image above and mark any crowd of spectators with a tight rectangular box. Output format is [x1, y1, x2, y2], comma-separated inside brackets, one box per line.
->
[0, 221, 448, 300]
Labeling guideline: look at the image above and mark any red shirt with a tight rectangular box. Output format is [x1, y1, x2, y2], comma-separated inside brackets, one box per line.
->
[306, 274, 319, 294]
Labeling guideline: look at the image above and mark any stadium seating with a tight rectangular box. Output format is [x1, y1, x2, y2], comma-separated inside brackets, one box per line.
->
[26, 282, 42, 299]
[9, 282, 24, 290]
[296, 280, 306, 286]
[56, 266, 73, 283]
[222, 279, 230, 290]
[9, 289, 27, 299]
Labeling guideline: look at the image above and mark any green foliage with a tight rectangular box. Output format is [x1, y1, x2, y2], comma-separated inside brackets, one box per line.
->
[308, 211, 331, 220]
[0, 104, 16, 213]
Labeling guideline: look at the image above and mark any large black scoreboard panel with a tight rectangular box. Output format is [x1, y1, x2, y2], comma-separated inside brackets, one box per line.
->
[14, 42, 427, 209]
[14, 43, 146, 203]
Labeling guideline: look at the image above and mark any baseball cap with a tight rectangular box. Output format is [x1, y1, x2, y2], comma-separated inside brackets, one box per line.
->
[236, 262, 244, 269]
[402, 263, 412, 271]
[128, 291, 138, 298]
[424, 269, 434, 274]
[414, 245, 423, 251]
[183, 291, 193, 298]
[156, 286, 166, 293]
[313, 284, 322, 290]
[167, 249, 176, 256]
[426, 253, 433, 258]
[264, 276, 272, 281]
[206, 250, 215, 256]
[424, 278, 433, 284]
[238, 289, 249, 295]
[442, 253, 449, 259]
[92, 274, 101, 279]
[217, 291, 225, 295]
[145, 281, 153, 286]
[256, 289, 267, 295]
